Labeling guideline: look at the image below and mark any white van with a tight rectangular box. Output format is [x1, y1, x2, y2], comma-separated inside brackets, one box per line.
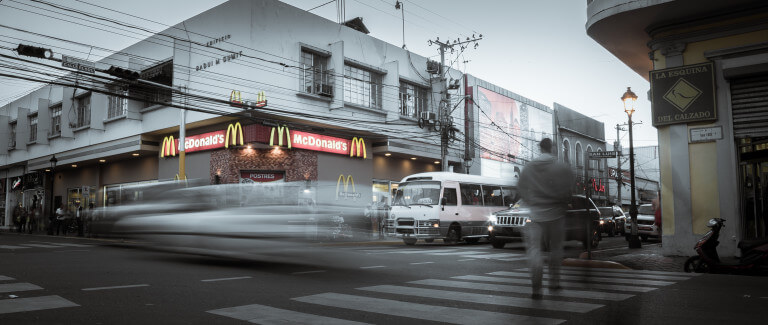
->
[385, 172, 517, 245]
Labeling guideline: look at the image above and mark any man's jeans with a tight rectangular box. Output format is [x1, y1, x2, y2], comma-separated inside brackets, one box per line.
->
[522, 217, 565, 292]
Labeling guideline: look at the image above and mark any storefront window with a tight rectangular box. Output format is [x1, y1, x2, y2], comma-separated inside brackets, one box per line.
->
[103, 180, 158, 207]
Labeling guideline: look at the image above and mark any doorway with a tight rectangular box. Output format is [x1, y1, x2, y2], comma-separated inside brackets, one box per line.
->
[739, 137, 768, 239]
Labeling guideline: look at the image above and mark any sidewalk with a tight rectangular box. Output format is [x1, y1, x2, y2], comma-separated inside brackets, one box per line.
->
[572, 242, 690, 272]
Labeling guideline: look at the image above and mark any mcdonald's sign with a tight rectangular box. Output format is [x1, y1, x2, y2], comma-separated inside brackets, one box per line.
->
[225, 122, 244, 148]
[160, 135, 177, 157]
[336, 174, 361, 200]
[270, 125, 291, 148]
[230, 90, 267, 109]
[349, 137, 367, 159]
[229, 90, 243, 108]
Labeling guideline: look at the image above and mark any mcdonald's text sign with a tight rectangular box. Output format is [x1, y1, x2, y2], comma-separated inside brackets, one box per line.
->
[290, 130, 350, 156]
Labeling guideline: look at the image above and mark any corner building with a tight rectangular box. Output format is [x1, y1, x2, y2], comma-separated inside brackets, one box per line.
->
[587, 0, 768, 256]
[1, 0, 468, 227]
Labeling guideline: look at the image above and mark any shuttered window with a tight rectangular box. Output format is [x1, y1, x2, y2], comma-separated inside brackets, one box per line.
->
[731, 74, 768, 138]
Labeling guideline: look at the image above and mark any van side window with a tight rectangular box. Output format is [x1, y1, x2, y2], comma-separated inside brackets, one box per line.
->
[442, 188, 457, 206]
[459, 183, 482, 205]
[482, 185, 504, 206]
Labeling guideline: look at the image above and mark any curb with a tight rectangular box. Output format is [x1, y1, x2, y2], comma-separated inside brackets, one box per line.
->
[563, 257, 632, 270]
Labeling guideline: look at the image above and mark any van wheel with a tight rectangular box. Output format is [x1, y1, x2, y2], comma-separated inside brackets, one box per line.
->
[403, 238, 417, 245]
[443, 226, 460, 245]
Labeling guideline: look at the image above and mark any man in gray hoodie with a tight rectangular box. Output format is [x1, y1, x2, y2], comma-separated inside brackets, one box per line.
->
[517, 138, 574, 299]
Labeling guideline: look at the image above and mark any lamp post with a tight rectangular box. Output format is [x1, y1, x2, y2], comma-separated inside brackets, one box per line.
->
[48, 155, 57, 235]
[622, 87, 642, 249]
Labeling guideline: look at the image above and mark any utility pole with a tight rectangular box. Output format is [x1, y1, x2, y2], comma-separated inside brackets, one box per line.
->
[615, 124, 625, 207]
[428, 35, 482, 171]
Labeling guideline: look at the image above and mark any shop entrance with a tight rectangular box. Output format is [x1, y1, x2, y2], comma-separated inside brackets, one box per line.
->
[738, 137, 768, 239]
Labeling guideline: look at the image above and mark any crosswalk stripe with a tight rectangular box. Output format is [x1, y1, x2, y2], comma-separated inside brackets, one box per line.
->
[208, 303, 371, 325]
[82, 284, 149, 291]
[453, 275, 657, 293]
[513, 268, 692, 281]
[491, 271, 675, 286]
[357, 285, 604, 313]
[0, 295, 79, 314]
[0, 245, 29, 249]
[498, 257, 529, 262]
[0, 276, 15, 281]
[427, 251, 487, 256]
[0, 283, 43, 293]
[461, 253, 524, 259]
[35, 242, 92, 247]
[20, 244, 62, 248]
[410, 279, 634, 301]
[292, 292, 564, 325]
[557, 265, 701, 276]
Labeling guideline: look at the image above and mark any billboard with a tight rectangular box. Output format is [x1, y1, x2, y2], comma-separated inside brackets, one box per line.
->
[476, 87, 553, 164]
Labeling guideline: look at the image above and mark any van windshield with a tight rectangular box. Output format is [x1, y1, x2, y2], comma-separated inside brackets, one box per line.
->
[393, 181, 441, 206]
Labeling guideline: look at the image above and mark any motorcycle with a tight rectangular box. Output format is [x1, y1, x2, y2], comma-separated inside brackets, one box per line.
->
[684, 218, 768, 274]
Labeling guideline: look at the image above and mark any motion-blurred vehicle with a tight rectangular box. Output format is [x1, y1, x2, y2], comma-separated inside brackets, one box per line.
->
[597, 206, 626, 237]
[488, 195, 601, 249]
[624, 203, 659, 241]
[385, 172, 517, 245]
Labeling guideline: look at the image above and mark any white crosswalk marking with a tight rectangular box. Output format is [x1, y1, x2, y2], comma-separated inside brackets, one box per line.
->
[208, 303, 371, 325]
[0, 295, 79, 314]
[292, 292, 564, 325]
[0, 276, 15, 281]
[0, 245, 29, 249]
[35, 242, 92, 248]
[20, 244, 62, 248]
[557, 265, 702, 276]
[461, 253, 523, 259]
[410, 279, 635, 301]
[453, 275, 657, 293]
[0, 283, 43, 293]
[510, 269, 693, 281]
[357, 285, 604, 313]
[491, 271, 676, 286]
[427, 250, 487, 256]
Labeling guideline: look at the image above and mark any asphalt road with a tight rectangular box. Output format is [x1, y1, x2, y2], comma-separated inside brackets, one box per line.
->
[1, 232, 766, 324]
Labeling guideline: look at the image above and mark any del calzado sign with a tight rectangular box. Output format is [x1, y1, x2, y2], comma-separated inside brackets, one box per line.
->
[650, 62, 716, 127]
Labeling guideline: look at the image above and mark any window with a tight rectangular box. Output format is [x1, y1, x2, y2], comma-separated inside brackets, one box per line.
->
[576, 143, 583, 167]
[107, 84, 128, 118]
[344, 65, 382, 108]
[9, 122, 16, 149]
[28, 114, 37, 142]
[73, 95, 91, 128]
[563, 139, 570, 165]
[50, 104, 62, 136]
[301, 50, 332, 96]
[597, 149, 605, 171]
[482, 185, 506, 207]
[459, 183, 483, 206]
[442, 188, 458, 206]
[399, 81, 428, 118]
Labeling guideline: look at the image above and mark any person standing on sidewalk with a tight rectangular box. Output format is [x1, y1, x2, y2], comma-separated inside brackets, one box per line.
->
[13, 203, 26, 233]
[517, 138, 574, 299]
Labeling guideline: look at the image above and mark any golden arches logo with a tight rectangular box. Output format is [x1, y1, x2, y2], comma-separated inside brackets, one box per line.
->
[336, 174, 359, 200]
[270, 125, 291, 148]
[254, 91, 267, 108]
[225, 122, 244, 148]
[229, 90, 242, 107]
[350, 137, 367, 159]
[160, 136, 176, 157]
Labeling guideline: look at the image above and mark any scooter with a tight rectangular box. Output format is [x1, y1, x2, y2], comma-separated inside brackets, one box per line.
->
[684, 218, 768, 274]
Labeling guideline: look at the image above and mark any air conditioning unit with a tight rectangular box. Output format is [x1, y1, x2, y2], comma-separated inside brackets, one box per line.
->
[420, 111, 436, 122]
[316, 84, 333, 97]
[426, 60, 439, 74]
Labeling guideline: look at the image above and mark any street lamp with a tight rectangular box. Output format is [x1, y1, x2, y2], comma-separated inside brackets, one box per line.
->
[622, 87, 642, 249]
[48, 155, 57, 235]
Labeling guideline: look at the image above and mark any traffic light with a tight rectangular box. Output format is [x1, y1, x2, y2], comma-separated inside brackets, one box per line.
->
[16, 44, 53, 59]
[106, 66, 140, 80]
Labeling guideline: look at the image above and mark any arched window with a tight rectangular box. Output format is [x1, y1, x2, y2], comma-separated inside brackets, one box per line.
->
[587, 145, 595, 171]
[597, 148, 604, 171]
[575, 143, 583, 167]
[563, 139, 570, 165]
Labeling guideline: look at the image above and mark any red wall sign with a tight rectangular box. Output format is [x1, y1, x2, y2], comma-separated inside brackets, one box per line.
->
[182, 130, 226, 153]
[290, 130, 349, 155]
[240, 171, 284, 183]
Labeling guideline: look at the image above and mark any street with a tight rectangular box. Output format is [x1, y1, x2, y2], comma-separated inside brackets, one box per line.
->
[2, 233, 767, 324]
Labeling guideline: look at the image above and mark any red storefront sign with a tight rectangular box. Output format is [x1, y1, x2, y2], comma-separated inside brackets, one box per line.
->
[182, 130, 226, 153]
[240, 171, 284, 183]
[290, 130, 349, 155]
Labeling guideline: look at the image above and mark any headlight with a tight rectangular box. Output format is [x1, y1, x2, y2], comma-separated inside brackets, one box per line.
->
[599, 220, 605, 225]
[488, 225, 494, 232]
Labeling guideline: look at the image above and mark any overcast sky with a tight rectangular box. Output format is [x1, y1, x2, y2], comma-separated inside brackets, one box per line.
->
[0, 0, 657, 148]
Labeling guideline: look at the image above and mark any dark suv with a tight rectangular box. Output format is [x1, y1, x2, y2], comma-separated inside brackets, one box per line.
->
[488, 195, 601, 249]
[597, 206, 627, 237]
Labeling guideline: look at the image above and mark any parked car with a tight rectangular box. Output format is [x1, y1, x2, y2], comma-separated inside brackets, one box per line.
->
[624, 203, 660, 241]
[597, 206, 627, 237]
[488, 195, 601, 249]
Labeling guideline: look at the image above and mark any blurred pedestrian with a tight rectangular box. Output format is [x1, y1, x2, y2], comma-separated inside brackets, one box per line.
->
[517, 138, 574, 299]
[76, 206, 84, 237]
[27, 205, 36, 234]
[13, 202, 26, 233]
[55, 204, 66, 236]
